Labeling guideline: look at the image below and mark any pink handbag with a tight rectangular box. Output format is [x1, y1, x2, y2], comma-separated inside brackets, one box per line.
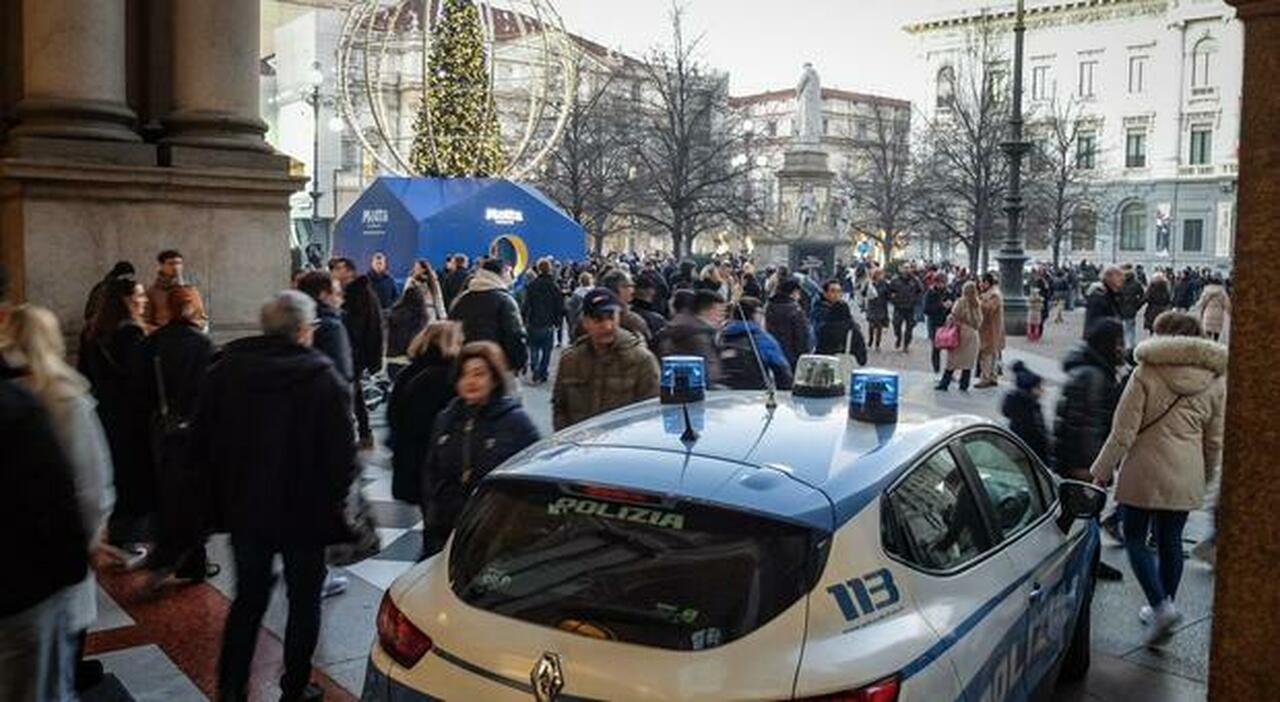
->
[934, 323, 961, 350]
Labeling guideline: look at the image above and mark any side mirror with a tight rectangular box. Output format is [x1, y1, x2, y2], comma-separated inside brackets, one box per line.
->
[1058, 480, 1107, 520]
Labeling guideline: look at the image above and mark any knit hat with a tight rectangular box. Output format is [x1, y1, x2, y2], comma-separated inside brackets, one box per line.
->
[1012, 361, 1042, 392]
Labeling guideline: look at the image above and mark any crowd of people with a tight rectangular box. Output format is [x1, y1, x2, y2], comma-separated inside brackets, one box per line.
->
[0, 243, 1232, 700]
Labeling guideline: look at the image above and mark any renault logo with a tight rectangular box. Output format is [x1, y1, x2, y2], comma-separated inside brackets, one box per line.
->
[530, 652, 565, 702]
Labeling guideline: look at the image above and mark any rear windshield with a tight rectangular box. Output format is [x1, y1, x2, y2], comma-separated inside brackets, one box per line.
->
[449, 479, 827, 651]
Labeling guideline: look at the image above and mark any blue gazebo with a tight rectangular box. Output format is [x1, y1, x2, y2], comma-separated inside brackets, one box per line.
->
[332, 177, 585, 280]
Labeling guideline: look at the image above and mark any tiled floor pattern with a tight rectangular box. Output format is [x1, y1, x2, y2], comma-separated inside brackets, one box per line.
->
[81, 427, 419, 702]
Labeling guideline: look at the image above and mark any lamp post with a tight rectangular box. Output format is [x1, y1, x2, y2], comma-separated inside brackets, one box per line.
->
[302, 62, 347, 256]
[998, 0, 1031, 336]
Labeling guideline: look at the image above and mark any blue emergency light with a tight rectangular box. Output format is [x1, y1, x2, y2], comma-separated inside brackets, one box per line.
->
[660, 356, 706, 405]
[848, 369, 900, 424]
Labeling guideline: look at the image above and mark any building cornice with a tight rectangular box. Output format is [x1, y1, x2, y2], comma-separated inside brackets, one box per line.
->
[730, 87, 910, 110]
[905, 0, 1170, 35]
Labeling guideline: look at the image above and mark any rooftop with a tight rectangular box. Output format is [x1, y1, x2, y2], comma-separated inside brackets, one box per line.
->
[730, 87, 911, 110]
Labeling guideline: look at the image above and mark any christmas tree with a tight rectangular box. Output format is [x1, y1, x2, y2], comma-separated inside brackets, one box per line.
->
[410, 0, 506, 177]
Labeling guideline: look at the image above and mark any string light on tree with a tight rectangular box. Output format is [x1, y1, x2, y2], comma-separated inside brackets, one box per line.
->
[336, 0, 576, 180]
[410, 0, 505, 177]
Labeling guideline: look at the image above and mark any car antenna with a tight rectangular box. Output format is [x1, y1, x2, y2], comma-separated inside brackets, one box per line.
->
[730, 299, 777, 410]
[680, 402, 699, 445]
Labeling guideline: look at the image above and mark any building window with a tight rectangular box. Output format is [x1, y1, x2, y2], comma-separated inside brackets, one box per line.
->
[1031, 65, 1050, 100]
[1076, 131, 1097, 170]
[767, 120, 777, 137]
[1126, 130, 1147, 168]
[1071, 206, 1097, 252]
[1120, 202, 1147, 251]
[823, 117, 830, 135]
[1183, 219, 1205, 252]
[937, 65, 956, 108]
[1192, 38, 1215, 88]
[1190, 128, 1213, 165]
[1078, 60, 1098, 98]
[1128, 55, 1148, 93]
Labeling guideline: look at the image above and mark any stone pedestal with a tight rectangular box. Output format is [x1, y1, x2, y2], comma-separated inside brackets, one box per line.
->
[1209, 2, 1280, 699]
[768, 146, 842, 272]
[0, 158, 304, 341]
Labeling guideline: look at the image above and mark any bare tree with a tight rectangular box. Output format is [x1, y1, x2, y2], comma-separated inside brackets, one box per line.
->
[624, 5, 758, 257]
[1023, 97, 1107, 267]
[835, 100, 918, 258]
[537, 61, 637, 255]
[914, 20, 1011, 272]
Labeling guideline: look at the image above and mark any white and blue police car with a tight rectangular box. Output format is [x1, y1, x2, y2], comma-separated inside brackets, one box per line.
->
[362, 357, 1106, 702]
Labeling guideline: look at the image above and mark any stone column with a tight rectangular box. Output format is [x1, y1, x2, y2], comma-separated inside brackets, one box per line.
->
[162, 0, 270, 152]
[9, 0, 140, 142]
[1210, 2, 1280, 699]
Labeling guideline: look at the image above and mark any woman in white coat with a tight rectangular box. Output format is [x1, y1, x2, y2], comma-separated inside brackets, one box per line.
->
[1, 305, 114, 690]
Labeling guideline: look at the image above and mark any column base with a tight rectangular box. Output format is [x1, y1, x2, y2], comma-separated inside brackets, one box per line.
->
[8, 96, 141, 143]
[161, 110, 272, 153]
[3, 136, 156, 166]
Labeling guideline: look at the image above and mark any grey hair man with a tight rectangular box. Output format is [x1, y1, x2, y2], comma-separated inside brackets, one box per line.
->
[190, 289, 355, 701]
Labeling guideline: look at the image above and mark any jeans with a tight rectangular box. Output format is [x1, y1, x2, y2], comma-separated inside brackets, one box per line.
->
[0, 587, 76, 702]
[1121, 507, 1189, 608]
[528, 327, 555, 382]
[218, 539, 326, 701]
[353, 377, 371, 439]
[892, 311, 916, 350]
[1122, 318, 1138, 349]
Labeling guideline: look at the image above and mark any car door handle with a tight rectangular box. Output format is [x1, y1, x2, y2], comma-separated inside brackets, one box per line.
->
[1028, 583, 1044, 603]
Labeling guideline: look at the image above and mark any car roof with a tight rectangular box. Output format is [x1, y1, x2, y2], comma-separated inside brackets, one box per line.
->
[492, 392, 995, 531]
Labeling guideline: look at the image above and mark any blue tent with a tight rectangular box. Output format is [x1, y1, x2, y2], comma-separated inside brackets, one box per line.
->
[332, 177, 585, 280]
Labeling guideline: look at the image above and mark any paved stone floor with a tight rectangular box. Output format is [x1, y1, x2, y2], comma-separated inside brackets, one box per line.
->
[81, 307, 1210, 701]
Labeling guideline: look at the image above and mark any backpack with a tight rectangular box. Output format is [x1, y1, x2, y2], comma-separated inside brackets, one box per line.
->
[718, 331, 767, 390]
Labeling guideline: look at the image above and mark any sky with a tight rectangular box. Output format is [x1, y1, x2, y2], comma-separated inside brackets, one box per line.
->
[550, 0, 969, 108]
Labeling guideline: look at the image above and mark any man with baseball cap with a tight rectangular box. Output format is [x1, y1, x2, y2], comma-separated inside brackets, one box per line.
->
[552, 287, 660, 431]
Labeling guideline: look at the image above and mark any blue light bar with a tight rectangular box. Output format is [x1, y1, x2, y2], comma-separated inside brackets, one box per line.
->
[849, 369, 899, 424]
[660, 355, 706, 404]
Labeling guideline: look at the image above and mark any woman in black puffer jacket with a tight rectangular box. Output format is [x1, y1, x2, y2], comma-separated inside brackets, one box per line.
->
[387, 322, 461, 508]
[420, 341, 540, 558]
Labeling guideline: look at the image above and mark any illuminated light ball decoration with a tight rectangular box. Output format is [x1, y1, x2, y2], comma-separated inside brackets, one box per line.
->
[337, 0, 577, 180]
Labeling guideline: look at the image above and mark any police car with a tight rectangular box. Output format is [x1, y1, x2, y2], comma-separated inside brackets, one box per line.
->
[362, 357, 1106, 701]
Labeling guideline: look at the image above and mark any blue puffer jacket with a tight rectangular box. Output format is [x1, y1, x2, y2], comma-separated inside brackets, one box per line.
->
[719, 321, 794, 391]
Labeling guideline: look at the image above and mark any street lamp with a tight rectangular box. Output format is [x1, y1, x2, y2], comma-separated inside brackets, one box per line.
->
[997, 0, 1031, 335]
[302, 62, 346, 255]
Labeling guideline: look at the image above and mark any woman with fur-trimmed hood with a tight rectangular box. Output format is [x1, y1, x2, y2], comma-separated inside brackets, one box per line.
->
[1089, 311, 1227, 646]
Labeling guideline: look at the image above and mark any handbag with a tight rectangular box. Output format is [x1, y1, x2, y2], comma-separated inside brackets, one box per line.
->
[326, 473, 381, 566]
[934, 322, 961, 350]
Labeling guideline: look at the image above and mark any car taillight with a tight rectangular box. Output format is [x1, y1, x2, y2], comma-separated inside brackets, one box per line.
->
[376, 593, 432, 668]
[795, 675, 900, 702]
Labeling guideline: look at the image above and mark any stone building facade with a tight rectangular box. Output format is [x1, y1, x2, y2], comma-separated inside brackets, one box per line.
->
[1, 0, 303, 339]
[907, 0, 1241, 270]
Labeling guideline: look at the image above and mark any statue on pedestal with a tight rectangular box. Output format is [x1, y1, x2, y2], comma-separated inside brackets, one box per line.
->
[795, 63, 822, 145]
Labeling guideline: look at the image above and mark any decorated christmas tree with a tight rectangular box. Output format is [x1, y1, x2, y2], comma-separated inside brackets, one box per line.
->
[409, 0, 506, 177]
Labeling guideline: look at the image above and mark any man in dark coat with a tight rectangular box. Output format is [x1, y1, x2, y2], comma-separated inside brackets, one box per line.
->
[765, 278, 811, 370]
[449, 258, 528, 372]
[1053, 318, 1127, 581]
[0, 375, 87, 701]
[296, 271, 354, 384]
[367, 252, 398, 312]
[136, 286, 218, 583]
[192, 291, 356, 702]
[1115, 267, 1146, 349]
[441, 254, 470, 310]
[1055, 318, 1125, 481]
[923, 277, 954, 374]
[520, 259, 564, 384]
[1083, 265, 1123, 339]
[888, 265, 925, 352]
[631, 275, 668, 344]
[655, 289, 725, 384]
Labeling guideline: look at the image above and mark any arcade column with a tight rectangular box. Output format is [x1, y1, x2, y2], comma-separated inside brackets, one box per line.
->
[1210, 2, 1280, 699]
